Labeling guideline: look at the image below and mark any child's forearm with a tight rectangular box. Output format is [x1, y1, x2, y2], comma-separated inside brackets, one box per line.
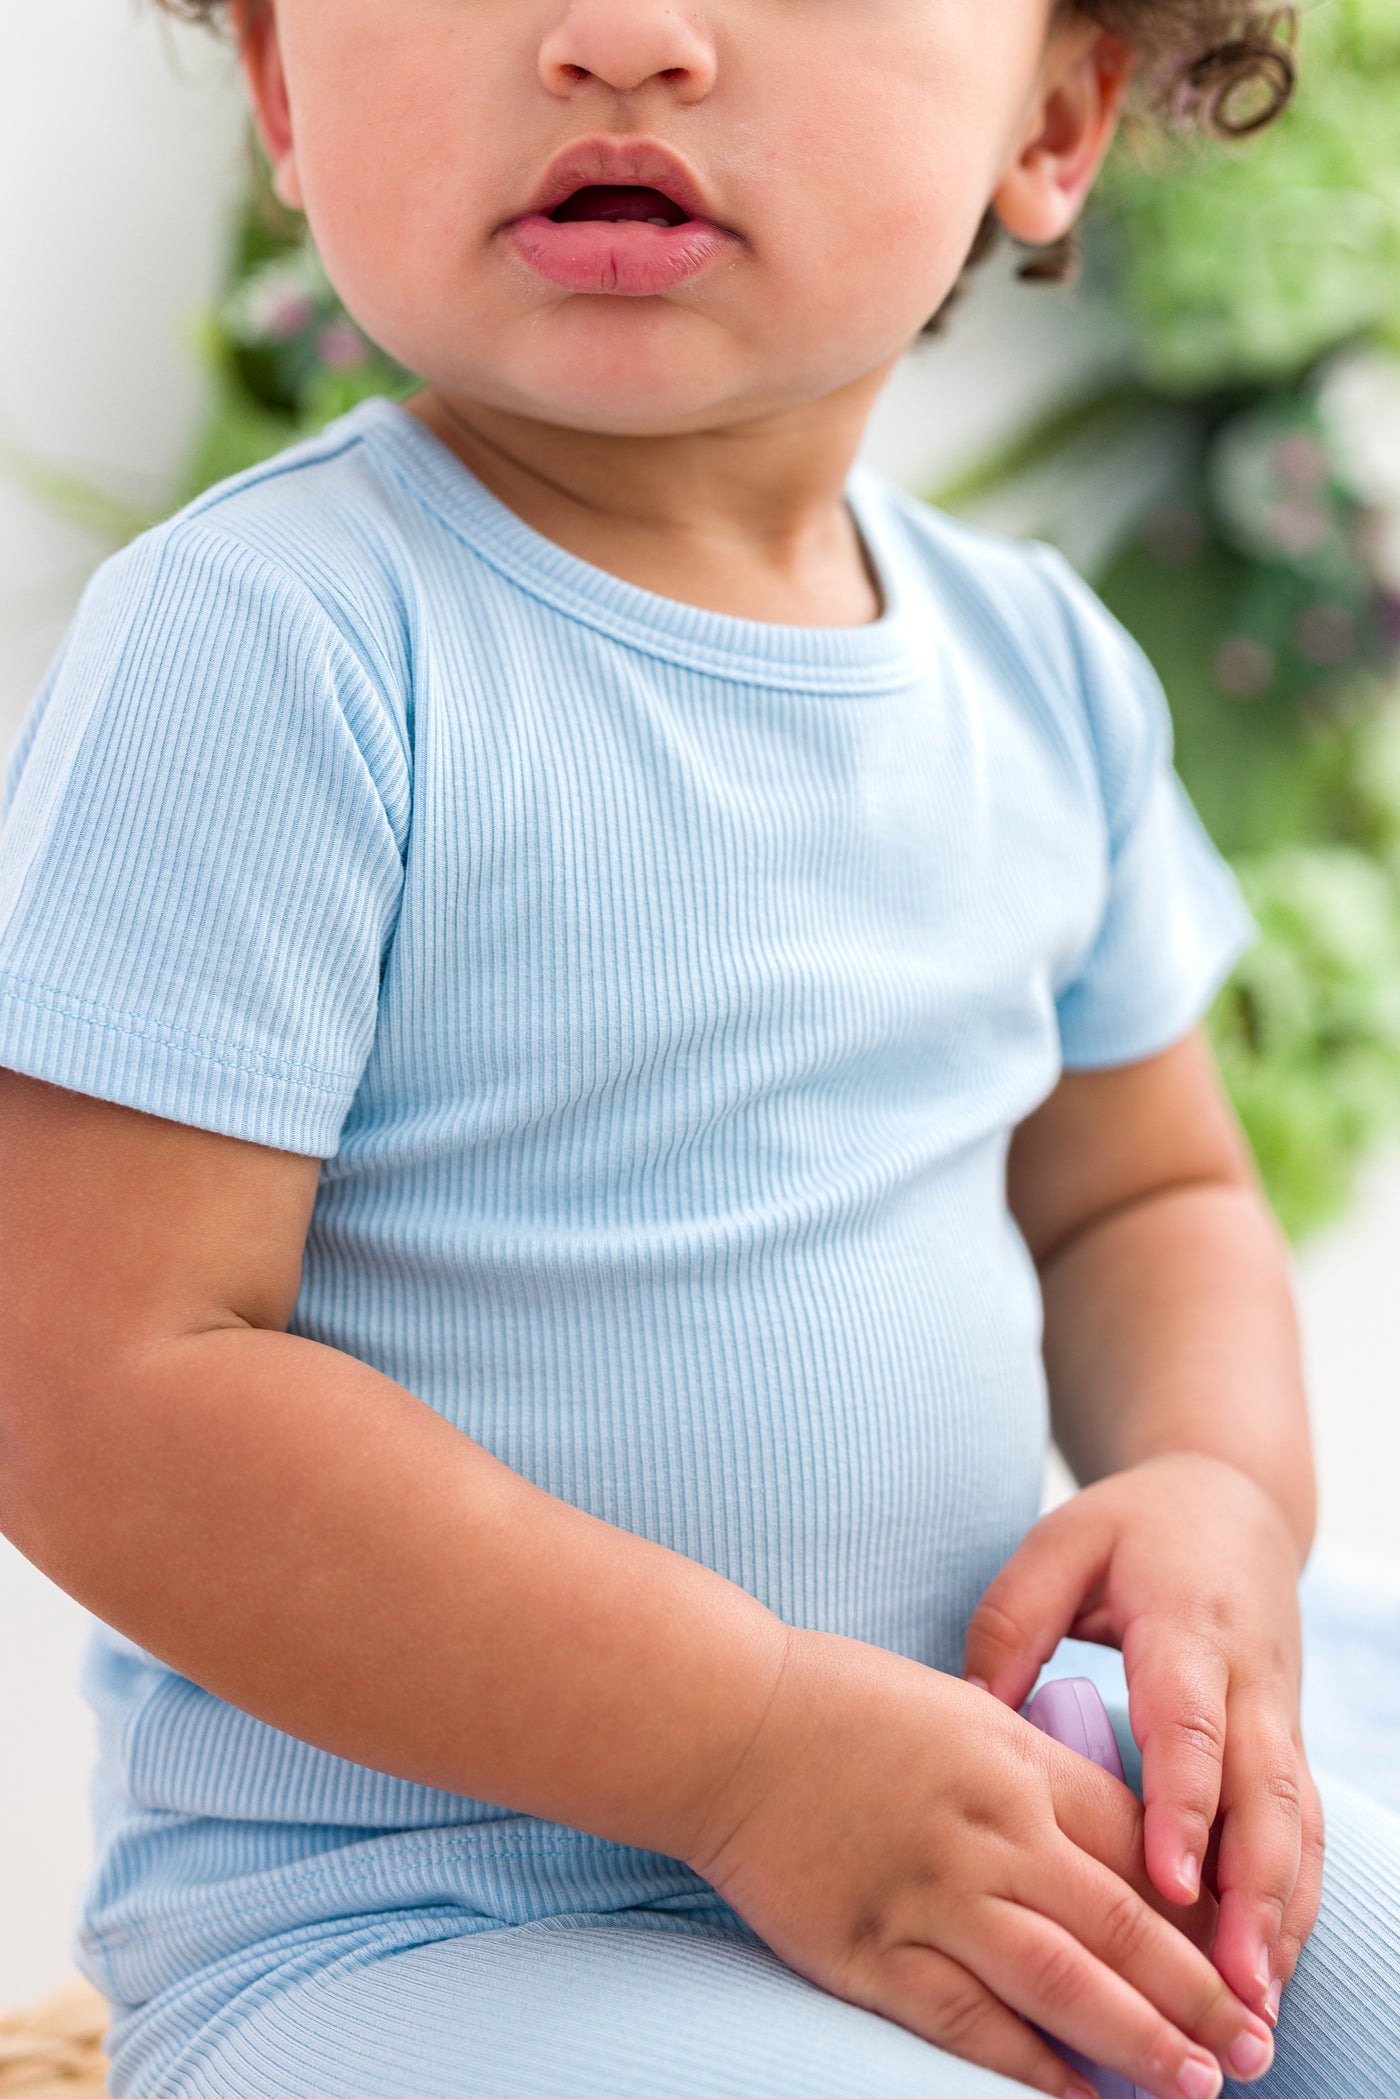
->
[1039, 1179, 1316, 1565]
[1, 1325, 790, 1863]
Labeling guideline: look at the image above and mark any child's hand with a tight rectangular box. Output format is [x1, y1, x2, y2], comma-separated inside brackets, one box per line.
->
[685, 1622, 1277, 2099]
[962, 1453, 1325, 2031]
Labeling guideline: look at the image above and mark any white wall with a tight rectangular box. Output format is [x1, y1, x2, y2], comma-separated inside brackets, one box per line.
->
[0, 0, 246, 2007]
[0, 0, 247, 766]
[2, 0, 1397, 2018]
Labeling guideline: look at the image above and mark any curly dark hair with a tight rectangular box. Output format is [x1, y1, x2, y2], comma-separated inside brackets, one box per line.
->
[156, 0, 1299, 329]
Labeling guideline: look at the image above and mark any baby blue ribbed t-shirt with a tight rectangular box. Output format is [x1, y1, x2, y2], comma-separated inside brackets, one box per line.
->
[0, 395, 1250, 1849]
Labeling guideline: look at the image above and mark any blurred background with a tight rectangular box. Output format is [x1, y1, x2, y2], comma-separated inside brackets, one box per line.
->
[3, 0, 1399, 2011]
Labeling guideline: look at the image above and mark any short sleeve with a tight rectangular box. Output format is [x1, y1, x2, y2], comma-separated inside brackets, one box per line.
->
[0, 520, 409, 1156]
[1027, 544, 1256, 1071]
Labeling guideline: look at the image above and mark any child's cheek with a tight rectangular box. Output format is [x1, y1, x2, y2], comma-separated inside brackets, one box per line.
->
[275, 2, 500, 317]
[753, 137, 995, 362]
[745, 29, 1020, 343]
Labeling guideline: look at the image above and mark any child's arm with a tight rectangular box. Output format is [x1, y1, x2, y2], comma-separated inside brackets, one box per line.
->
[3, 1062, 1276, 2099]
[1006, 1028, 1312, 1550]
[971, 1027, 1323, 2027]
[0, 1066, 788, 1864]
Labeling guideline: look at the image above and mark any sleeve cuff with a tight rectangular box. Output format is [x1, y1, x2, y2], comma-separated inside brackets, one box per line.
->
[0, 970, 354, 1156]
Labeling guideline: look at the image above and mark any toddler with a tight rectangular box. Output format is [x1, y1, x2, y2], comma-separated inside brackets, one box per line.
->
[2, 2, 1399, 2096]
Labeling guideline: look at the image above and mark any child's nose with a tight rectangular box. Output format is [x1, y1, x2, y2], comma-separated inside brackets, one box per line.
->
[538, 0, 719, 104]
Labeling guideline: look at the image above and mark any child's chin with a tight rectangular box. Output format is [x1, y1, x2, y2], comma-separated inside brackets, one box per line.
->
[487, 329, 763, 436]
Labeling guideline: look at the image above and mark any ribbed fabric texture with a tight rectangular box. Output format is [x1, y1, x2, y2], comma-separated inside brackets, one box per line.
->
[0, 396, 1255, 2036]
[94, 1754, 1400, 2099]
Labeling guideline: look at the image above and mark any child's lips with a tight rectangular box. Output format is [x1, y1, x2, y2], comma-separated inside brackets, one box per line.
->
[503, 137, 739, 296]
[503, 213, 738, 297]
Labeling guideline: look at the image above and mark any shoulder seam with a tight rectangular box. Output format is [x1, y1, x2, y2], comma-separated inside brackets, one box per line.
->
[128, 512, 414, 862]
[178, 420, 377, 524]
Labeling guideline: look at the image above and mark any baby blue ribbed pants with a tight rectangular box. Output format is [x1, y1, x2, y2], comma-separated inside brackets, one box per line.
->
[100, 1755, 1400, 2099]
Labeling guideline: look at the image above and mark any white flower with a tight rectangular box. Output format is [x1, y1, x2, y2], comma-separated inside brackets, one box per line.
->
[1315, 347, 1400, 514]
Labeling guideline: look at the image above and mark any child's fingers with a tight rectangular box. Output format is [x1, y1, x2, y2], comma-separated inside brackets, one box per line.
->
[1007, 1839, 1272, 2077]
[1043, 1742, 1200, 1921]
[963, 1506, 1112, 1709]
[1127, 1633, 1231, 1905]
[1207, 1705, 1306, 2015]
[865, 1942, 1105, 2099]
[974, 1891, 1273, 2098]
[1266, 1760, 1325, 2020]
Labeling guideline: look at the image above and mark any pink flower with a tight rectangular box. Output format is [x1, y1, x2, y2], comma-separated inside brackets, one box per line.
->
[1273, 432, 1330, 492]
[1267, 499, 1331, 559]
[1214, 635, 1275, 699]
[318, 320, 369, 370]
[265, 290, 315, 340]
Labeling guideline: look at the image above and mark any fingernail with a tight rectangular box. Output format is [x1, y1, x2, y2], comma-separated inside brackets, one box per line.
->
[1178, 1850, 1201, 1900]
[1254, 1946, 1272, 1995]
[965, 1675, 991, 1692]
[1067, 2082, 1098, 2099]
[1264, 1977, 1283, 2026]
[1228, 2029, 1274, 2079]
[1177, 2055, 1223, 2099]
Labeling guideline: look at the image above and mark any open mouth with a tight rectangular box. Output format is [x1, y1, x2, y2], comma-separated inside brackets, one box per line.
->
[547, 185, 694, 230]
[504, 148, 736, 296]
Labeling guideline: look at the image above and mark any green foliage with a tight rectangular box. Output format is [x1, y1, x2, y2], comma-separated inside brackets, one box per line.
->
[1109, 519, 1400, 1237]
[1103, 529, 1320, 853]
[1097, 531, 1391, 863]
[1093, 355, 1400, 1238]
[1209, 840, 1400, 1237]
[1098, 0, 1400, 390]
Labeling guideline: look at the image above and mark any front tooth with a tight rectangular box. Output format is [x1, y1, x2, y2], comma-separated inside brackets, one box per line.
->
[645, 217, 671, 227]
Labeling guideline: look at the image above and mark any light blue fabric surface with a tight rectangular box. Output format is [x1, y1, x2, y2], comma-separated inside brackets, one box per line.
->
[87, 1582, 1400, 2098]
[6, 392, 1384, 2094]
[84, 1763, 1400, 2099]
[0, 390, 1251, 1847]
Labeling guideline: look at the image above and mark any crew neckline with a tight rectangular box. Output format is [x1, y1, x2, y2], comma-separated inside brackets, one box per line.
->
[346, 393, 921, 695]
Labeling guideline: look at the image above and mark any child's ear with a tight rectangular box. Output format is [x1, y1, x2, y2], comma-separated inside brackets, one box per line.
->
[990, 24, 1134, 251]
[231, 0, 304, 213]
